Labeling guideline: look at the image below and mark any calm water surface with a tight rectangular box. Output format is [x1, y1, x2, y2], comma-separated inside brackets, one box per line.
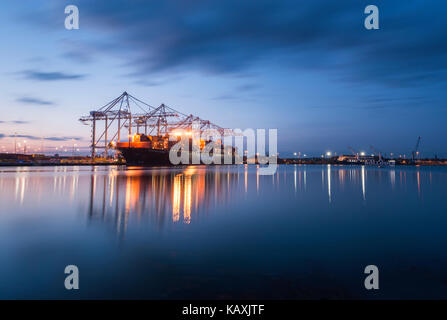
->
[1, 165, 447, 299]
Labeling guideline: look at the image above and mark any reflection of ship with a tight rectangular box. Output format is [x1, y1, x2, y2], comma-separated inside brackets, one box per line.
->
[115, 133, 237, 166]
[87, 166, 239, 237]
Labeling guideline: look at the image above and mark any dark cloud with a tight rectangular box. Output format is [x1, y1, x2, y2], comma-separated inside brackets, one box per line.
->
[21, 70, 86, 81]
[360, 95, 440, 110]
[16, 97, 54, 106]
[212, 94, 239, 101]
[0, 120, 30, 124]
[45, 136, 84, 142]
[212, 83, 261, 101]
[32, 0, 447, 88]
[0, 134, 84, 142]
[12, 120, 29, 124]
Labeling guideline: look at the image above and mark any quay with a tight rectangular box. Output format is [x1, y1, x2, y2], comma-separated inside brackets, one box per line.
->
[0, 153, 122, 167]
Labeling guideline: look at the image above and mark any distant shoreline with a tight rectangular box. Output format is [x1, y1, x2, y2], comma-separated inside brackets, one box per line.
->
[1, 152, 446, 167]
[0, 162, 119, 167]
[1, 161, 446, 167]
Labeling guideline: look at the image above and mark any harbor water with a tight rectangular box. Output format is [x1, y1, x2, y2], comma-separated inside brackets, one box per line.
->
[0, 165, 447, 299]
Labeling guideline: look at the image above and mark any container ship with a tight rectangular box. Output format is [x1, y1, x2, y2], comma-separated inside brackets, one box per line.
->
[115, 133, 237, 166]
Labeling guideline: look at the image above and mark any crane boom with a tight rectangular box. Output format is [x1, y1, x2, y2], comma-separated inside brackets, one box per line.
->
[412, 136, 421, 160]
[348, 146, 359, 160]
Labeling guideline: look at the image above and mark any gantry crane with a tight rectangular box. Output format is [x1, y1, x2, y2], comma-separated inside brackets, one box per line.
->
[80, 92, 235, 159]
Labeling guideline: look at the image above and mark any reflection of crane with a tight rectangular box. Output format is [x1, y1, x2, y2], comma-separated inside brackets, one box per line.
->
[369, 145, 383, 161]
[348, 146, 359, 160]
[412, 136, 421, 160]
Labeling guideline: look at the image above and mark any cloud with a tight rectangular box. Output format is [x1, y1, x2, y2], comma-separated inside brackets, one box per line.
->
[0, 120, 30, 124]
[16, 97, 54, 106]
[21, 70, 86, 81]
[134, 79, 167, 87]
[45, 136, 84, 141]
[212, 94, 240, 101]
[27, 0, 447, 88]
[0, 134, 84, 142]
[16, 0, 445, 92]
[62, 50, 94, 64]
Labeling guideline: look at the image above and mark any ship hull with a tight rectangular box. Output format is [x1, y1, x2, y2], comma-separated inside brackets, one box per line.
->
[118, 147, 238, 166]
[118, 148, 172, 166]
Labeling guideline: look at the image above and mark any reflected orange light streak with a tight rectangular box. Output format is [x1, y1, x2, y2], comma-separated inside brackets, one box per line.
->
[417, 171, 421, 197]
[183, 175, 192, 224]
[173, 174, 182, 222]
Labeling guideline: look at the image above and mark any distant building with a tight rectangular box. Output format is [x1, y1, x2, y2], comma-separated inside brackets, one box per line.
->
[337, 154, 377, 163]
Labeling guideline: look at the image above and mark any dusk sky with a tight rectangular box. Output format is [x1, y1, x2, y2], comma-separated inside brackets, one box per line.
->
[0, 0, 446, 157]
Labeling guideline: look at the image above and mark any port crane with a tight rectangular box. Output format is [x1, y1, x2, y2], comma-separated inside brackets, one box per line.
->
[412, 136, 422, 161]
[348, 146, 359, 160]
[80, 92, 235, 159]
[369, 145, 383, 161]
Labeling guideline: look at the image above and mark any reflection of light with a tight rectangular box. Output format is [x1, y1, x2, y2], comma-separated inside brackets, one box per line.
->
[70, 175, 77, 201]
[321, 169, 324, 189]
[244, 165, 248, 193]
[339, 169, 345, 186]
[256, 165, 259, 193]
[173, 174, 181, 222]
[18, 176, 26, 205]
[183, 175, 192, 224]
[294, 166, 297, 192]
[327, 164, 331, 203]
[125, 176, 131, 213]
[304, 168, 307, 190]
[15, 176, 20, 201]
[78, 165, 230, 235]
[109, 173, 115, 207]
[361, 166, 366, 200]
[184, 166, 197, 176]
[390, 170, 395, 188]
[417, 171, 421, 197]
